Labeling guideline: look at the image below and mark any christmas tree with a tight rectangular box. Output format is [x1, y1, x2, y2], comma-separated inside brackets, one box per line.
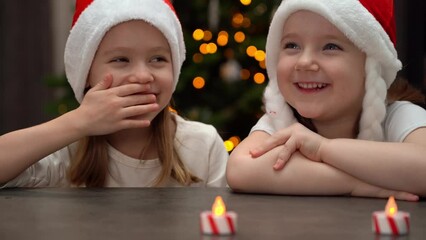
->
[172, 0, 279, 151]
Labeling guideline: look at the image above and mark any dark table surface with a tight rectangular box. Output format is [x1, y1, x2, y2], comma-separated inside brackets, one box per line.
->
[0, 188, 424, 240]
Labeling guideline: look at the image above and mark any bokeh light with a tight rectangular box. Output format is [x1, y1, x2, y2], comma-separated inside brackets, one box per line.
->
[193, 76, 206, 89]
[234, 31, 245, 43]
[207, 43, 218, 54]
[253, 72, 265, 84]
[232, 13, 244, 28]
[240, 0, 252, 6]
[193, 29, 204, 41]
[168, 106, 177, 114]
[240, 69, 251, 80]
[224, 140, 235, 152]
[199, 43, 208, 54]
[246, 45, 257, 57]
[254, 50, 266, 61]
[259, 60, 266, 69]
[217, 31, 229, 46]
[203, 30, 213, 41]
[229, 136, 241, 147]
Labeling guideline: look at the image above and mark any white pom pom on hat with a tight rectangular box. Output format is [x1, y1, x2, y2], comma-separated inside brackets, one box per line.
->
[64, 0, 186, 103]
[263, 0, 402, 141]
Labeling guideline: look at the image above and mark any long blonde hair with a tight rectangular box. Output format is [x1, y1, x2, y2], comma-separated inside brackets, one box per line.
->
[68, 107, 201, 187]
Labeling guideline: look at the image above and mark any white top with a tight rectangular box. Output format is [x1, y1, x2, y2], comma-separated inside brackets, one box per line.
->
[2, 115, 228, 188]
[251, 101, 426, 142]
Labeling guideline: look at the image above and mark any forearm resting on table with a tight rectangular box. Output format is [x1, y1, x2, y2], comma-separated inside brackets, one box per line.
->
[227, 146, 359, 195]
[0, 112, 83, 183]
[321, 136, 426, 196]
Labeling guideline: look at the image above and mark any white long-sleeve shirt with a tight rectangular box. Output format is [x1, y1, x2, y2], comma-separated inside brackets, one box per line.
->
[2, 115, 228, 188]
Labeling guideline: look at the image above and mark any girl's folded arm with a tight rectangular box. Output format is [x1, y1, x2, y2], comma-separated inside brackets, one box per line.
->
[320, 127, 426, 196]
[226, 131, 418, 201]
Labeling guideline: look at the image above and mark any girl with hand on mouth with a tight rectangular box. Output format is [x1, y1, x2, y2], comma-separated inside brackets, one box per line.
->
[226, 0, 426, 201]
[0, 0, 228, 188]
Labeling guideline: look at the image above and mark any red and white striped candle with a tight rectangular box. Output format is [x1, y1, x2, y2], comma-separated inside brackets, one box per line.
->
[372, 196, 410, 235]
[200, 196, 237, 235]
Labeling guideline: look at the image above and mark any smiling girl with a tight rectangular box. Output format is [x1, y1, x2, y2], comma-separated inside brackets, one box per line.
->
[226, 0, 426, 200]
[0, 0, 228, 188]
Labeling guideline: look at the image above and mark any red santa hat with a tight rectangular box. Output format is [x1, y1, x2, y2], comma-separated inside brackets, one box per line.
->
[263, 0, 402, 141]
[64, 0, 186, 103]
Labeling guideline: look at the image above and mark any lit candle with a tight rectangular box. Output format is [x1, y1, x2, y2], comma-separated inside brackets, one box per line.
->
[372, 196, 410, 235]
[200, 196, 238, 235]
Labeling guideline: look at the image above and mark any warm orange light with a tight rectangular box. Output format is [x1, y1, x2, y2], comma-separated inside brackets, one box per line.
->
[254, 50, 266, 62]
[193, 29, 204, 41]
[224, 140, 235, 152]
[168, 106, 177, 114]
[217, 35, 228, 47]
[207, 43, 218, 54]
[234, 31, 245, 43]
[203, 30, 213, 41]
[240, 69, 250, 80]
[193, 77, 205, 89]
[385, 196, 398, 217]
[199, 43, 209, 54]
[246, 45, 257, 57]
[229, 136, 241, 147]
[212, 196, 226, 216]
[232, 13, 244, 27]
[240, 0, 251, 6]
[254, 72, 265, 84]
[259, 60, 266, 69]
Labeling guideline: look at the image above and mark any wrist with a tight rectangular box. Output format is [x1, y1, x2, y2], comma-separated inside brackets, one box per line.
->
[60, 109, 90, 138]
[318, 138, 332, 164]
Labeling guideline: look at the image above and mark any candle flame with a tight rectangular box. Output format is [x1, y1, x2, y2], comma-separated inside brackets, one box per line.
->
[385, 196, 398, 217]
[212, 196, 226, 216]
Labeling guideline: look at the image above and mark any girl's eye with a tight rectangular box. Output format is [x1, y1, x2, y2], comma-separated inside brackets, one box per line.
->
[323, 43, 342, 51]
[283, 42, 299, 49]
[110, 57, 129, 63]
[151, 56, 168, 63]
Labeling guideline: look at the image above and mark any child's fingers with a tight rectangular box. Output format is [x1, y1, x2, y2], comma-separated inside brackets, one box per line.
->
[393, 192, 419, 202]
[90, 74, 113, 92]
[374, 188, 419, 202]
[121, 103, 159, 119]
[273, 137, 297, 170]
[273, 159, 286, 170]
[121, 93, 157, 107]
[251, 129, 291, 157]
[114, 83, 151, 97]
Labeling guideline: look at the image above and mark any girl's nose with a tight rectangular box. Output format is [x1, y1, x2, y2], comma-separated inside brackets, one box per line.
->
[127, 65, 154, 84]
[294, 51, 319, 71]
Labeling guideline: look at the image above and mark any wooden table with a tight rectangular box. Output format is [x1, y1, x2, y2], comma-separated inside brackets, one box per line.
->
[0, 188, 424, 239]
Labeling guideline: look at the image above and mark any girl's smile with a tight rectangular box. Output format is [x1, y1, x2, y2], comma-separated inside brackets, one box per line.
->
[277, 10, 366, 125]
[295, 82, 328, 91]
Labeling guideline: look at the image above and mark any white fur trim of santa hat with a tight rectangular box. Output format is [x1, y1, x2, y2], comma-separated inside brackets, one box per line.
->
[64, 0, 186, 103]
[263, 0, 402, 141]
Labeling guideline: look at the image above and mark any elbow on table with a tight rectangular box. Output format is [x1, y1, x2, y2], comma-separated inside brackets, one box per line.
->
[225, 156, 256, 193]
[225, 169, 243, 192]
